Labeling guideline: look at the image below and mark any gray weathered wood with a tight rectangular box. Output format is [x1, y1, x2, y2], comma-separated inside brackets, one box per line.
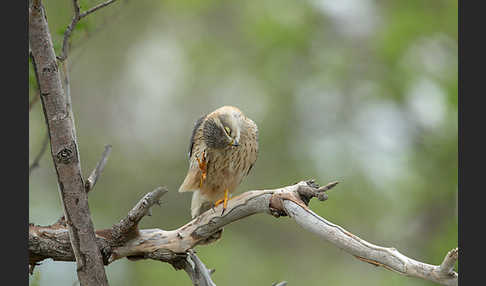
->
[283, 200, 458, 286]
[29, 181, 457, 286]
[183, 250, 217, 286]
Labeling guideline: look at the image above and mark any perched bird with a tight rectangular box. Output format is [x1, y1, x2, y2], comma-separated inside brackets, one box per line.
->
[179, 106, 259, 218]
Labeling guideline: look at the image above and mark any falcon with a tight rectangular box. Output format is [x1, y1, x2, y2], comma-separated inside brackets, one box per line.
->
[179, 106, 259, 218]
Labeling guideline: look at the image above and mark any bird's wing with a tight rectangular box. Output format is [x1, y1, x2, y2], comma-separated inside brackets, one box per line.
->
[188, 114, 206, 159]
[246, 118, 259, 176]
[179, 147, 208, 193]
[180, 114, 208, 193]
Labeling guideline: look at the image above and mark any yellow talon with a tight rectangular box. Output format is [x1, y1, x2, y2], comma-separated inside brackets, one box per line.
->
[223, 189, 228, 210]
[214, 189, 229, 215]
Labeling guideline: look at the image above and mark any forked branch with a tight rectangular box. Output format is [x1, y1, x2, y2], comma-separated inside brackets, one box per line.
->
[58, 0, 119, 61]
[28, 180, 458, 286]
[29, 1, 110, 284]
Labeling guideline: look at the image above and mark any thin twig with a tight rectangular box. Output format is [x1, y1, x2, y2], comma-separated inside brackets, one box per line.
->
[85, 145, 113, 192]
[80, 0, 118, 18]
[29, 134, 49, 175]
[58, 1, 81, 61]
[58, 0, 119, 62]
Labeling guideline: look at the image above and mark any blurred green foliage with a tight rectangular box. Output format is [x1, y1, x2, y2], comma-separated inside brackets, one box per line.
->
[29, 0, 457, 285]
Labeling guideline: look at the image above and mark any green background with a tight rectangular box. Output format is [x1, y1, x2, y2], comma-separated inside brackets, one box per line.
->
[29, 0, 458, 285]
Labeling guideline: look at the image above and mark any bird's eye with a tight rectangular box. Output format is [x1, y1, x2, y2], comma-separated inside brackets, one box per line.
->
[224, 126, 231, 135]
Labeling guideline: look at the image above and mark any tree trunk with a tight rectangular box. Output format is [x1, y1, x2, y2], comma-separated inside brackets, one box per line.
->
[29, 1, 109, 285]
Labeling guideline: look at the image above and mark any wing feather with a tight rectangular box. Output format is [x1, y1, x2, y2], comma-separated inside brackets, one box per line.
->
[245, 117, 259, 176]
[188, 114, 206, 159]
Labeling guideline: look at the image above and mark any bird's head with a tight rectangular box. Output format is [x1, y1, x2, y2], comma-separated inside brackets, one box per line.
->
[202, 108, 242, 149]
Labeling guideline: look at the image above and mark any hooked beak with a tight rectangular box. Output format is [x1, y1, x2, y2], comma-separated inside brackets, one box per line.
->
[230, 139, 239, 147]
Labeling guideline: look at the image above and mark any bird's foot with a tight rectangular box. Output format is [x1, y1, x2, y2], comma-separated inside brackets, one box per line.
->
[213, 189, 230, 215]
[196, 151, 207, 187]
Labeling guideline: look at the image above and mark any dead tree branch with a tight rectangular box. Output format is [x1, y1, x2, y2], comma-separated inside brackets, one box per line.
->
[182, 250, 217, 286]
[111, 187, 167, 240]
[29, 1, 109, 285]
[438, 248, 459, 276]
[85, 145, 112, 192]
[282, 198, 458, 286]
[28, 180, 458, 286]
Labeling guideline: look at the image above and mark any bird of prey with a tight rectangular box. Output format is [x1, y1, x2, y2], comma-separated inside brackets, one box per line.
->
[179, 106, 259, 218]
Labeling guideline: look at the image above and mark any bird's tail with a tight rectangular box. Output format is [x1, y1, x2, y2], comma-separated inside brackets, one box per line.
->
[191, 191, 213, 218]
[178, 168, 200, 193]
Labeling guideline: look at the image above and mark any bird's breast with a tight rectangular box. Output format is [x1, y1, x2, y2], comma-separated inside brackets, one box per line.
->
[199, 146, 250, 200]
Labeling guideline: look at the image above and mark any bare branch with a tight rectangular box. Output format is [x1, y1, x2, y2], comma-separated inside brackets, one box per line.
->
[109, 187, 168, 243]
[283, 199, 458, 286]
[29, 133, 49, 175]
[73, 0, 81, 16]
[58, 1, 81, 61]
[182, 250, 217, 286]
[438, 248, 459, 277]
[59, 0, 119, 61]
[80, 0, 118, 18]
[85, 145, 113, 192]
[28, 180, 457, 285]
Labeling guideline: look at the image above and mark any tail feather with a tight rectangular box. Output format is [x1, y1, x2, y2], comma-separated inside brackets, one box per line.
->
[180, 169, 212, 218]
[191, 191, 213, 218]
[178, 168, 200, 193]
